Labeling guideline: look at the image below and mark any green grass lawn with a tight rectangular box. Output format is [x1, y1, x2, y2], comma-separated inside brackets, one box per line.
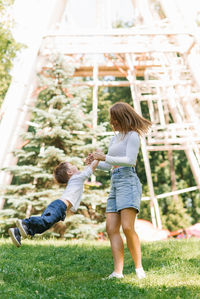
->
[0, 238, 199, 299]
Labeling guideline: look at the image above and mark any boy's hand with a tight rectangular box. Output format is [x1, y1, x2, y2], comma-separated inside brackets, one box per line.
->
[85, 153, 94, 165]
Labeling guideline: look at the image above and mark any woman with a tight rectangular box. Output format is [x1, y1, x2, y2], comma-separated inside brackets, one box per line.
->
[91, 102, 151, 279]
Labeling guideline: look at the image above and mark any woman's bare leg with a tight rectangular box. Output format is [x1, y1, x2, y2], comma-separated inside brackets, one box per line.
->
[121, 208, 142, 268]
[106, 212, 124, 274]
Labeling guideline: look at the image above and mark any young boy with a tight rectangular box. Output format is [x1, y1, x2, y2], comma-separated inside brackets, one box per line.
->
[8, 159, 99, 247]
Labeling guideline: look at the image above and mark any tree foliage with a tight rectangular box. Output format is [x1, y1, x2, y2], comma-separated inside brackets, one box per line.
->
[0, 54, 110, 239]
[0, 0, 22, 107]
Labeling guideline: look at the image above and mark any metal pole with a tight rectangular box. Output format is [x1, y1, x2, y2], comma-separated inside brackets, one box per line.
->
[91, 58, 98, 183]
[126, 53, 162, 228]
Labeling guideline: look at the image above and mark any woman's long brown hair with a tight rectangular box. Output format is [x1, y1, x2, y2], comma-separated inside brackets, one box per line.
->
[110, 102, 152, 136]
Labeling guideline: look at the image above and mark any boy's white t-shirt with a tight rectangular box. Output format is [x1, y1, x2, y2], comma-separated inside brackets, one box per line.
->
[60, 166, 93, 212]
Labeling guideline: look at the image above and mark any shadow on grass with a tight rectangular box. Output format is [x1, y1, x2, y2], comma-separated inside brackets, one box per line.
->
[0, 239, 200, 299]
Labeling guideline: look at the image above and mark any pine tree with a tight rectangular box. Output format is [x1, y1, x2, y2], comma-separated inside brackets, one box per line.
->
[0, 54, 109, 239]
[162, 196, 191, 231]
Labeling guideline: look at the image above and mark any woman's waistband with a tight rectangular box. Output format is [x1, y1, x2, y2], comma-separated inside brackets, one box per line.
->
[111, 166, 136, 174]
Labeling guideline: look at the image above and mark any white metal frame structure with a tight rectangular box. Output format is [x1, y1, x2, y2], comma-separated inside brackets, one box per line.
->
[0, 0, 200, 228]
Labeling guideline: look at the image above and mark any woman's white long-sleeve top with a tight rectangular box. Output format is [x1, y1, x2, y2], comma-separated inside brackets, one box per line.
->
[97, 131, 140, 171]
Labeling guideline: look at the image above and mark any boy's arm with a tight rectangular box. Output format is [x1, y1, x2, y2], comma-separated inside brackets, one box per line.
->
[78, 160, 99, 181]
[89, 159, 99, 173]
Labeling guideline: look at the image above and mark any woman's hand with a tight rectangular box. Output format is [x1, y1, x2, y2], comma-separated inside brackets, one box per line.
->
[93, 152, 106, 161]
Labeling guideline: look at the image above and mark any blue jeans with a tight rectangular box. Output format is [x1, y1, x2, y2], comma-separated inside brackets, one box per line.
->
[24, 199, 67, 236]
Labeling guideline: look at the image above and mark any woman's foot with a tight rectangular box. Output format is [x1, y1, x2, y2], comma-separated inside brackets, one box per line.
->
[135, 267, 146, 279]
[102, 271, 124, 280]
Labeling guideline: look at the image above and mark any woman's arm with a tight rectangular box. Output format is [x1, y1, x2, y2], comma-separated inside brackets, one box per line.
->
[106, 132, 140, 166]
[96, 161, 112, 171]
[93, 132, 140, 167]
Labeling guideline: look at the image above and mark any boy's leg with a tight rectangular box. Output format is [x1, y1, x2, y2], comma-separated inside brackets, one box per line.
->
[17, 199, 68, 237]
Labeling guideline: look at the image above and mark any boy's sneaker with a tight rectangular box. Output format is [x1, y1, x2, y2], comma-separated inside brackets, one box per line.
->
[8, 228, 21, 247]
[16, 219, 28, 238]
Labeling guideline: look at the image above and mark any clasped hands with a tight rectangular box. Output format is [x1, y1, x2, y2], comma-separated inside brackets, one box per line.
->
[85, 149, 106, 165]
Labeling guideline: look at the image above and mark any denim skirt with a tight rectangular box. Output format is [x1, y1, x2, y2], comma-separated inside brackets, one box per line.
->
[106, 167, 142, 213]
